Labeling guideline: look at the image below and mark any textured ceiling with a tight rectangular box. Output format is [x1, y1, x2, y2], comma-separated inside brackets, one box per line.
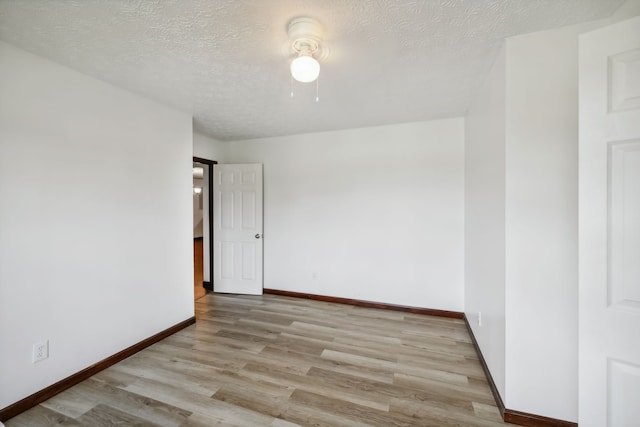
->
[0, 0, 625, 141]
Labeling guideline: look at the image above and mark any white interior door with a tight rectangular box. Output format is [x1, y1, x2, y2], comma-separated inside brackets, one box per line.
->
[213, 164, 263, 295]
[579, 16, 640, 427]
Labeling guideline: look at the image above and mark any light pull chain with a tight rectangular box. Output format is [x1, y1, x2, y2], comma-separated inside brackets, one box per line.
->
[290, 74, 294, 98]
[289, 73, 320, 102]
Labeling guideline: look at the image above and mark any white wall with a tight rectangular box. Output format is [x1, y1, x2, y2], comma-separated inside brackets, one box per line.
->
[503, 24, 592, 422]
[500, 8, 640, 420]
[226, 119, 465, 311]
[465, 26, 582, 422]
[465, 20, 610, 423]
[611, 0, 640, 21]
[0, 41, 194, 409]
[464, 45, 507, 399]
[193, 132, 227, 163]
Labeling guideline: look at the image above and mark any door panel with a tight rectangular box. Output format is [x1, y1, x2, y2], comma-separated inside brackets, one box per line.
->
[213, 164, 263, 295]
[609, 141, 640, 311]
[579, 16, 640, 426]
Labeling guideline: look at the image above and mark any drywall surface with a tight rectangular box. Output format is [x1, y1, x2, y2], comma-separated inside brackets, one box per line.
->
[503, 22, 606, 423]
[464, 45, 507, 400]
[610, 0, 640, 21]
[0, 41, 194, 409]
[226, 118, 465, 311]
[464, 24, 586, 422]
[193, 132, 227, 163]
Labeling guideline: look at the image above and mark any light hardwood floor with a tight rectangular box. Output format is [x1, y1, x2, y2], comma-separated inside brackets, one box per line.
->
[7, 294, 515, 426]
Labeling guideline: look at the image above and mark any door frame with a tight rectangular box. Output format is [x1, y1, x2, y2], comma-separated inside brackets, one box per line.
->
[193, 157, 217, 291]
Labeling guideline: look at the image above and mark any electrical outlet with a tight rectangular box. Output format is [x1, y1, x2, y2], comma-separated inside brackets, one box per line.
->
[478, 312, 482, 327]
[32, 340, 49, 363]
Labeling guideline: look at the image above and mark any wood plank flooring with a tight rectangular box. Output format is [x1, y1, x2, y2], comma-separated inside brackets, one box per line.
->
[6, 294, 515, 426]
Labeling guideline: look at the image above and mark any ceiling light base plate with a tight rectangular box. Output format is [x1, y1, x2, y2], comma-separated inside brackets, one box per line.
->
[287, 17, 328, 60]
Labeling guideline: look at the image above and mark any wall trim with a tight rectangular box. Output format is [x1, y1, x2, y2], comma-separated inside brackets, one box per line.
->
[0, 317, 196, 422]
[462, 315, 506, 414]
[463, 316, 577, 427]
[503, 409, 578, 427]
[263, 288, 464, 319]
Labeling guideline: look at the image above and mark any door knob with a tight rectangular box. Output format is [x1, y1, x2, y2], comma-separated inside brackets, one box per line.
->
[255, 234, 262, 239]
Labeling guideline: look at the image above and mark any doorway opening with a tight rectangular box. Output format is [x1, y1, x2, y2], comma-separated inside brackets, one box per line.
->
[193, 157, 216, 300]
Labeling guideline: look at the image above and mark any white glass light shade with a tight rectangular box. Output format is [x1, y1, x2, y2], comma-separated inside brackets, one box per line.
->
[193, 187, 202, 194]
[290, 55, 320, 83]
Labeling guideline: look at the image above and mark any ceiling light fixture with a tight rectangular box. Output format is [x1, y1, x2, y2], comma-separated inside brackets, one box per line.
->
[287, 17, 326, 101]
[291, 53, 320, 83]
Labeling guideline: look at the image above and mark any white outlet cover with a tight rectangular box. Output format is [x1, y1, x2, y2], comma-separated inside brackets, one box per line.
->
[32, 340, 49, 363]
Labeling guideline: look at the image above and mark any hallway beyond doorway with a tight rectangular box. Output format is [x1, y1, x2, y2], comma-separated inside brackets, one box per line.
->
[193, 238, 206, 300]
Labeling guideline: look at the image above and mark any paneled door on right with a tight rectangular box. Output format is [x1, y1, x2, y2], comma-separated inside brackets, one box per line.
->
[213, 163, 263, 295]
[579, 16, 640, 427]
